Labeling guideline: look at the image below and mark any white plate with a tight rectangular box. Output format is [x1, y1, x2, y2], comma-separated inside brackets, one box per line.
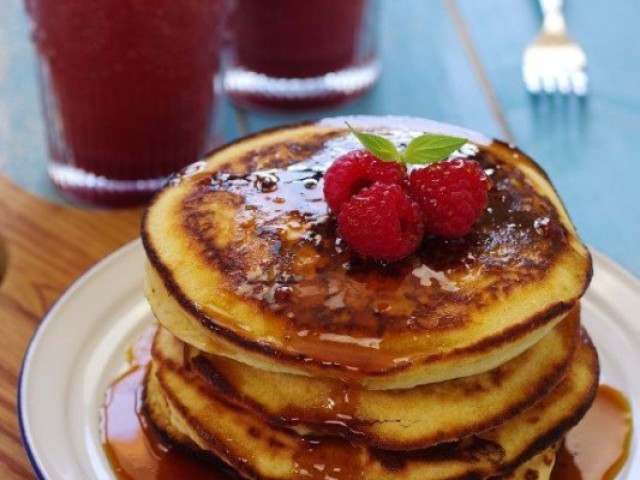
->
[19, 240, 640, 479]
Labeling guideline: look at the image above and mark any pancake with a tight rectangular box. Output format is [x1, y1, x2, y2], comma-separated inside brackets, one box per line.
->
[144, 327, 599, 480]
[493, 446, 556, 480]
[142, 116, 592, 389]
[156, 307, 580, 450]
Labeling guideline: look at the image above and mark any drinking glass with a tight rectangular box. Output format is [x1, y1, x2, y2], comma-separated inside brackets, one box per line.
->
[224, 0, 380, 110]
[25, 0, 228, 207]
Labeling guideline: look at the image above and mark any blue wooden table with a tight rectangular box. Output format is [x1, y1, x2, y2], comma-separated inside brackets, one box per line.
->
[1, 0, 638, 277]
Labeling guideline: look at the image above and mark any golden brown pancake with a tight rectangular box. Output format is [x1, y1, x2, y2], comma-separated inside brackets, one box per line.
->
[157, 307, 580, 450]
[142, 117, 592, 389]
[493, 446, 556, 480]
[144, 327, 598, 480]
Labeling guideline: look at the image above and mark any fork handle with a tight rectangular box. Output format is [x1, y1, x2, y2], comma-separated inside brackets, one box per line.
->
[539, 0, 566, 33]
[539, 0, 563, 15]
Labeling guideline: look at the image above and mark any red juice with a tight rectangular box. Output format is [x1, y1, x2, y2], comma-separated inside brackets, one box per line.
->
[225, 0, 380, 110]
[26, 0, 227, 207]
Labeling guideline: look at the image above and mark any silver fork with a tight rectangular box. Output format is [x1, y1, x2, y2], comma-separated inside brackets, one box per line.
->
[522, 0, 588, 95]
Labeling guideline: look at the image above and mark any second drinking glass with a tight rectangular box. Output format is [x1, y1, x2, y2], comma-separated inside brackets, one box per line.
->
[224, 0, 381, 110]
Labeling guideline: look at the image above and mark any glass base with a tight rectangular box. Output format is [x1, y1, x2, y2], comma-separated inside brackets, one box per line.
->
[224, 58, 381, 111]
[49, 163, 170, 208]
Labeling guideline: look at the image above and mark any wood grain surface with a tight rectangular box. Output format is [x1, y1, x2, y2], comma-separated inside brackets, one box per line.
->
[0, 175, 142, 479]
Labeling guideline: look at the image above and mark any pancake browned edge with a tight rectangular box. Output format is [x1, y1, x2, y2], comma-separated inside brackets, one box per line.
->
[178, 308, 581, 450]
[142, 116, 592, 389]
[144, 327, 599, 480]
[493, 446, 557, 480]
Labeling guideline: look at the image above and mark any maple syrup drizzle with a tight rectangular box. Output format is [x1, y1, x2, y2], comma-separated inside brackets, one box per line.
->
[102, 329, 633, 480]
[181, 134, 567, 353]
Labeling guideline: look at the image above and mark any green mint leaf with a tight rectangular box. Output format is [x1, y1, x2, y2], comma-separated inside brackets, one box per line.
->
[403, 134, 467, 165]
[347, 123, 402, 162]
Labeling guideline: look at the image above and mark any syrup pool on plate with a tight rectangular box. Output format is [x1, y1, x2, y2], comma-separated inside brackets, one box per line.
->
[101, 328, 633, 480]
[100, 327, 237, 480]
[550, 385, 633, 480]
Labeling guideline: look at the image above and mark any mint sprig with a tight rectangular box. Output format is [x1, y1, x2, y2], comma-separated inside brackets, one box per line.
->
[347, 124, 402, 162]
[347, 123, 467, 165]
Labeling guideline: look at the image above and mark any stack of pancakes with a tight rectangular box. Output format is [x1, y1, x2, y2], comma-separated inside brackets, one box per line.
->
[141, 117, 596, 480]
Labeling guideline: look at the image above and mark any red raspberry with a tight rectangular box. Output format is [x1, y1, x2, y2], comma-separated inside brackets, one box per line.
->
[323, 149, 405, 213]
[337, 183, 425, 262]
[408, 158, 489, 238]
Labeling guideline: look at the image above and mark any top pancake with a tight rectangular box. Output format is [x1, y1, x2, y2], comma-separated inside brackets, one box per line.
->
[142, 116, 592, 389]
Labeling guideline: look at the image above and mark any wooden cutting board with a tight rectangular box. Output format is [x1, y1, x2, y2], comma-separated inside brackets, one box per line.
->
[0, 175, 143, 479]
